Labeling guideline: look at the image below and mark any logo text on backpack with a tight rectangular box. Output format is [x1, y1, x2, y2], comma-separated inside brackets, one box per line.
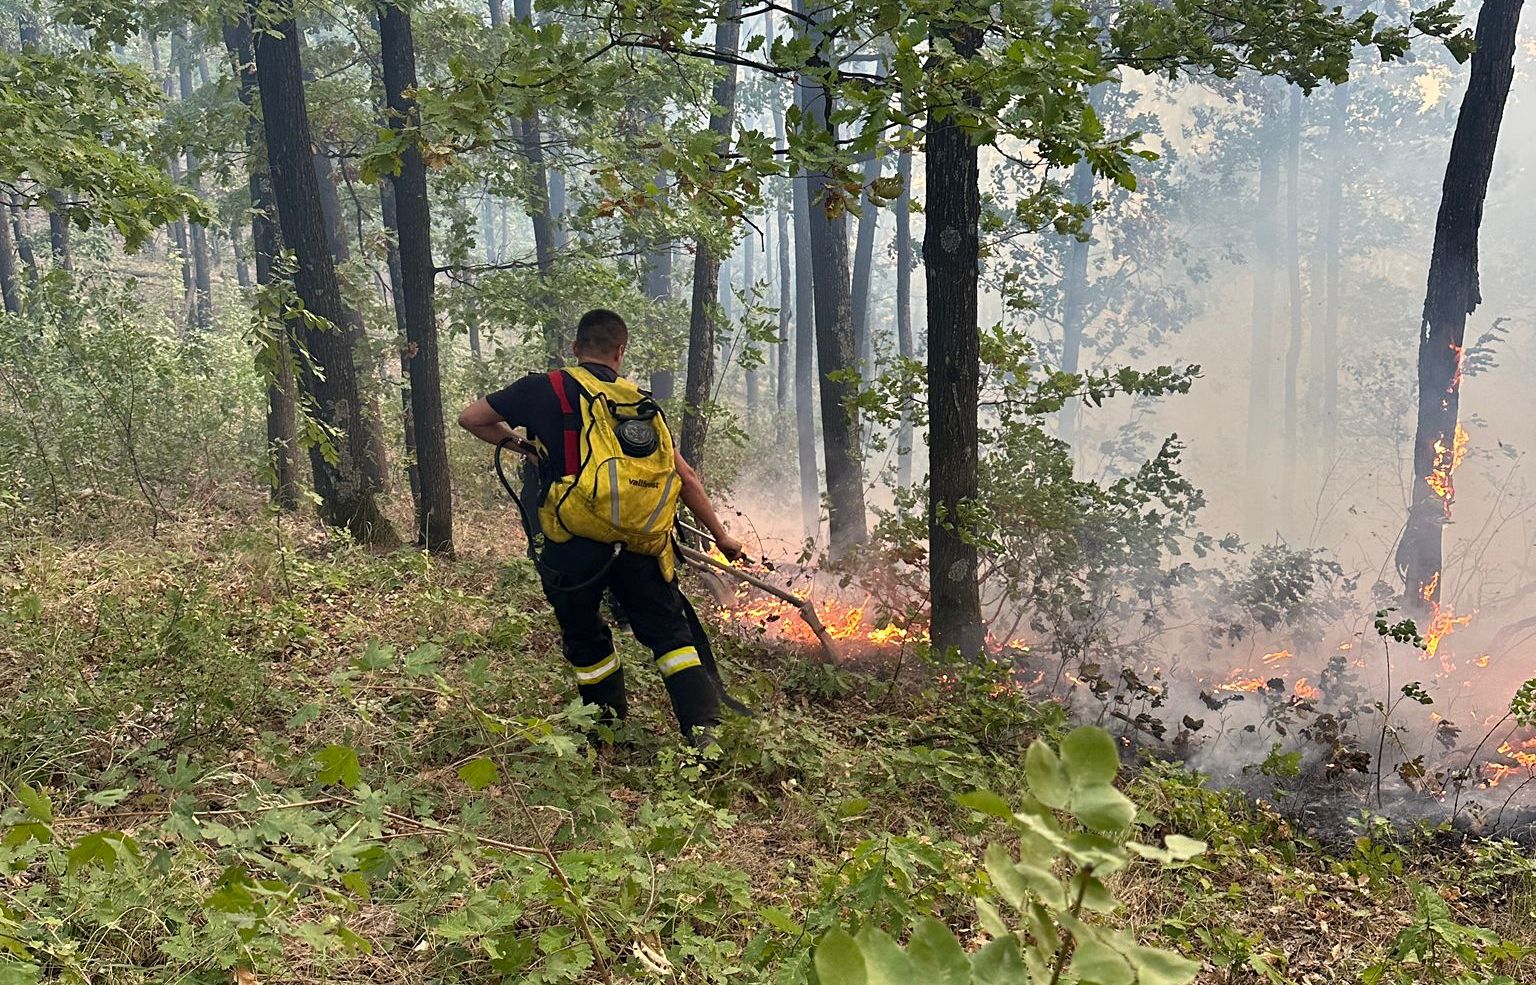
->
[627, 478, 661, 489]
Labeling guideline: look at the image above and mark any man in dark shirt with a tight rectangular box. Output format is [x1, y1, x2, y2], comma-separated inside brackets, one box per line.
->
[457, 309, 743, 747]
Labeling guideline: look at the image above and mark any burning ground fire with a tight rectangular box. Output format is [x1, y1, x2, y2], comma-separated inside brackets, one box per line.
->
[723, 592, 927, 653]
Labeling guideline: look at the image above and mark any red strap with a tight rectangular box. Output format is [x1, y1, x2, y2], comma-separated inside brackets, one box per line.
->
[548, 370, 580, 476]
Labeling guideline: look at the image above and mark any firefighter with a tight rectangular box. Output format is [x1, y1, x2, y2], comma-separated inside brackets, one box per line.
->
[457, 309, 744, 748]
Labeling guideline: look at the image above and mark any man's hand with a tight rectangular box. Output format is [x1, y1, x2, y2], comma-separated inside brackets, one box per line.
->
[714, 533, 745, 563]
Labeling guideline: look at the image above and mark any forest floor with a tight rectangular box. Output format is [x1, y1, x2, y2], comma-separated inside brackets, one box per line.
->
[2, 493, 1534, 984]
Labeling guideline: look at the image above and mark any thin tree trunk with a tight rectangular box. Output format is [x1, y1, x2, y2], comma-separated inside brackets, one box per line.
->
[231, 221, 253, 289]
[224, 14, 300, 509]
[680, 0, 742, 467]
[925, 22, 984, 656]
[801, 0, 866, 558]
[0, 192, 19, 313]
[850, 149, 882, 376]
[791, 52, 820, 544]
[1057, 155, 1094, 449]
[1398, 0, 1523, 611]
[745, 227, 759, 416]
[775, 189, 792, 423]
[1319, 84, 1347, 468]
[644, 171, 675, 398]
[1281, 86, 1304, 532]
[9, 195, 37, 285]
[380, 1, 454, 553]
[895, 148, 914, 491]
[174, 26, 215, 329]
[1246, 96, 1281, 531]
[252, 0, 397, 545]
[380, 180, 420, 505]
[47, 195, 71, 273]
[512, 0, 563, 363]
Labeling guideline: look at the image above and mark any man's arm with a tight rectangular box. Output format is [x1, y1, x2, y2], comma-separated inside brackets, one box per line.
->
[458, 398, 520, 447]
[674, 451, 744, 561]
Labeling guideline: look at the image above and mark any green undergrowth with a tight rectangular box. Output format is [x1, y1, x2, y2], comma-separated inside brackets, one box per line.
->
[1, 510, 1534, 984]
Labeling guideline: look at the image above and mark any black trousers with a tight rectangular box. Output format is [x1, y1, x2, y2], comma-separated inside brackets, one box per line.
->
[538, 536, 721, 735]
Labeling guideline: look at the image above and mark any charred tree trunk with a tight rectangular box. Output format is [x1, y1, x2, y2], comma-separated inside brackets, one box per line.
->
[224, 15, 300, 510]
[252, 0, 397, 545]
[791, 54, 821, 544]
[802, 1, 866, 558]
[1281, 86, 1304, 532]
[174, 26, 214, 330]
[895, 147, 915, 491]
[1398, 0, 1523, 612]
[925, 22, 984, 657]
[680, 0, 742, 467]
[380, 1, 454, 552]
[1246, 98, 1281, 531]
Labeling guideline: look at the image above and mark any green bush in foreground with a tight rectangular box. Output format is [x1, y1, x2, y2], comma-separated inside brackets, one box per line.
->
[814, 726, 1204, 985]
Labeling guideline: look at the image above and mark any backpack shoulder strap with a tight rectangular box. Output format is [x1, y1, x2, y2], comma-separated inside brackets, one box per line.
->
[548, 369, 580, 477]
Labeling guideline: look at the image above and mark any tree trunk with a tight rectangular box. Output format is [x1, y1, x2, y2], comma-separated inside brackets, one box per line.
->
[791, 57, 821, 544]
[1281, 86, 1304, 533]
[1319, 84, 1347, 468]
[46, 196, 71, 274]
[1398, 0, 1523, 611]
[8, 195, 37, 285]
[512, 0, 563, 363]
[850, 149, 882, 376]
[231, 221, 253, 289]
[1056, 155, 1094, 449]
[313, 149, 391, 491]
[802, 0, 866, 558]
[1246, 97, 1281, 531]
[0, 192, 19, 313]
[380, 1, 454, 553]
[775, 190, 792, 423]
[680, 0, 742, 467]
[744, 227, 759, 416]
[174, 26, 215, 330]
[926, 22, 985, 657]
[895, 147, 915, 491]
[252, 0, 397, 545]
[380, 180, 420, 505]
[643, 175, 675, 398]
[224, 15, 300, 510]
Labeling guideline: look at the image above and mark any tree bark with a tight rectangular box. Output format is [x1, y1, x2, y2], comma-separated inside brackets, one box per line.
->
[512, 0, 563, 363]
[174, 26, 215, 329]
[895, 147, 915, 491]
[791, 50, 821, 544]
[850, 149, 882, 376]
[46, 195, 71, 274]
[0, 191, 19, 313]
[643, 173, 675, 398]
[802, 0, 866, 558]
[380, 1, 455, 553]
[1319, 84, 1347, 468]
[224, 15, 300, 510]
[1281, 86, 1304, 532]
[1056, 155, 1094, 449]
[744, 227, 759, 416]
[8, 195, 37, 285]
[252, 0, 397, 545]
[680, 0, 742, 467]
[380, 180, 420, 505]
[925, 22, 984, 657]
[1398, 0, 1523, 611]
[1245, 95, 1281, 531]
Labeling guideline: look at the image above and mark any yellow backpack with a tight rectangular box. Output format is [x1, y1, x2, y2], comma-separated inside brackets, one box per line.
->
[538, 366, 681, 561]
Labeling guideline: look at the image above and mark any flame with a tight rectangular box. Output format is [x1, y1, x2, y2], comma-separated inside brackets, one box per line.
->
[1216, 674, 1268, 694]
[1294, 677, 1321, 700]
[1262, 649, 1292, 666]
[1423, 604, 1472, 659]
[1475, 654, 1490, 669]
[1425, 424, 1470, 516]
[729, 593, 927, 650]
[1483, 737, 1536, 787]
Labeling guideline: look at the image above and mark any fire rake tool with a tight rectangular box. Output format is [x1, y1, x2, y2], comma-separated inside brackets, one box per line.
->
[674, 522, 840, 664]
[493, 438, 839, 662]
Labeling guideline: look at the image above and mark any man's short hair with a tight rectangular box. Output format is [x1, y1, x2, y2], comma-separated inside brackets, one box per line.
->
[574, 309, 629, 357]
